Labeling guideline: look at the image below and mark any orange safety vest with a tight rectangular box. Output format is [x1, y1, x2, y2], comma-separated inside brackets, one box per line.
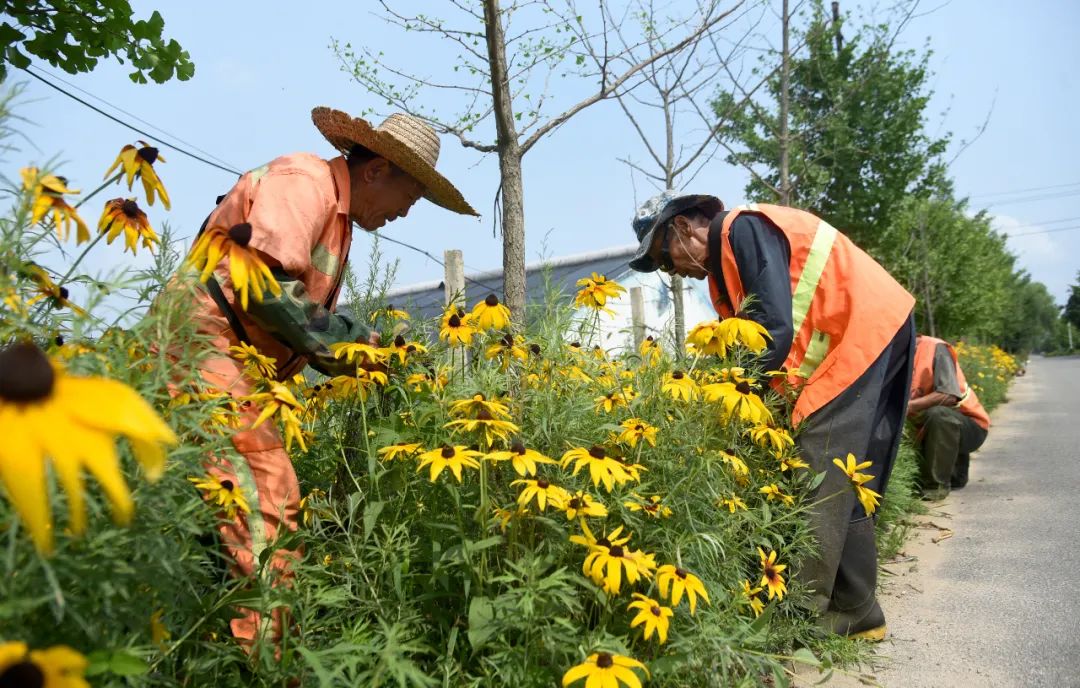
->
[708, 203, 915, 424]
[911, 336, 990, 430]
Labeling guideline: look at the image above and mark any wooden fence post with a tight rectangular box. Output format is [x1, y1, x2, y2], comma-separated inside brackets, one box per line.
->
[630, 286, 646, 351]
[444, 249, 465, 307]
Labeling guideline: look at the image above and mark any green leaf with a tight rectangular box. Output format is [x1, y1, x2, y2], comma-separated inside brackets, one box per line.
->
[363, 500, 385, 541]
[791, 647, 821, 667]
[466, 596, 497, 649]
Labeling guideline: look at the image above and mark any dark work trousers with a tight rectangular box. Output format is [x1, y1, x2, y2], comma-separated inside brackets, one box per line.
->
[796, 314, 915, 634]
[916, 406, 988, 492]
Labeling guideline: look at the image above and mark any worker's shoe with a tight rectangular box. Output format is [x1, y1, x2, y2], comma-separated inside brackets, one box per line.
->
[848, 623, 888, 642]
[951, 452, 970, 489]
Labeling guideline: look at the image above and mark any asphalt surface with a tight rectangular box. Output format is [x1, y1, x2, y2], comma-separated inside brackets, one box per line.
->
[819, 355, 1080, 688]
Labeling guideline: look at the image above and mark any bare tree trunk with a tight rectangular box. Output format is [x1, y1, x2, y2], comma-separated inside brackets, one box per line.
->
[483, 0, 527, 321]
[917, 214, 937, 337]
[778, 0, 792, 205]
[831, 1, 844, 53]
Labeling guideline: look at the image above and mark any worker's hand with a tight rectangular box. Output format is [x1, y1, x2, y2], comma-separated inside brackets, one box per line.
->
[366, 331, 381, 346]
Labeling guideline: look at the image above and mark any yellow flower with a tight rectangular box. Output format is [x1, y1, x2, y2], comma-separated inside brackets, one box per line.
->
[624, 494, 672, 519]
[779, 455, 810, 472]
[484, 333, 528, 371]
[492, 505, 525, 533]
[448, 393, 511, 419]
[561, 445, 637, 492]
[570, 521, 625, 551]
[717, 315, 770, 353]
[97, 198, 160, 255]
[416, 445, 483, 482]
[759, 483, 795, 506]
[439, 307, 475, 346]
[299, 488, 330, 526]
[512, 477, 571, 512]
[702, 379, 772, 425]
[562, 652, 648, 688]
[656, 564, 710, 615]
[19, 262, 87, 316]
[406, 369, 447, 393]
[244, 382, 306, 451]
[627, 593, 674, 644]
[638, 335, 661, 366]
[189, 474, 251, 519]
[561, 491, 608, 519]
[594, 389, 629, 414]
[330, 341, 390, 367]
[662, 370, 699, 401]
[855, 483, 882, 516]
[718, 448, 749, 481]
[105, 140, 171, 209]
[185, 222, 282, 310]
[0, 641, 90, 688]
[831, 453, 882, 515]
[150, 608, 171, 649]
[229, 342, 277, 379]
[740, 579, 766, 617]
[369, 303, 410, 322]
[574, 272, 626, 312]
[616, 418, 658, 448]
[747, 424, 793, 455]
[21, 167, 90, 244]
[385, 335, 426, 364]
[584, 534, 656, 595]
[471, 293, 512, 330]
[377, 442, 422, 462]
[720, 494, 747, 513]
[758, 547, 788, 600]
[444, 408, 520, 448]
[0, 343, 176, 554]
[686, 320, 727, 356]
[486, 441, 556, 476]
[560, 365, 594, 384]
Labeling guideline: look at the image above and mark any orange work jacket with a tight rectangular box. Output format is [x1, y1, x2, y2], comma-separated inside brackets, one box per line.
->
[911, 336, 990, 430]
[708, 203, 915, 424]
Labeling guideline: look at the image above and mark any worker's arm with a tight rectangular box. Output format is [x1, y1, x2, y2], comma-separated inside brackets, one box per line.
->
[907, 391, 961, 416]
[729, 214, 794, 373]
[245, 267, 374, 377]
[907, 343, 963, 417]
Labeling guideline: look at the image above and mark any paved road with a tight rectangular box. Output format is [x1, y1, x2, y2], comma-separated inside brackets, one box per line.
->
[820, 355, 1080, 688]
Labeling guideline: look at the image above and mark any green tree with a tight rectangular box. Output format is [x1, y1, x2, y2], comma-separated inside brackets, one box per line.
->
[0, 0, 193, 83]
[1064, 271, 1080, 330]
[999, 274, 1062, 353]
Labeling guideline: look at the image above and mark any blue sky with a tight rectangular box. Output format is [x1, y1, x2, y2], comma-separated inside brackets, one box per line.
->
[4, 0, 1078, 310]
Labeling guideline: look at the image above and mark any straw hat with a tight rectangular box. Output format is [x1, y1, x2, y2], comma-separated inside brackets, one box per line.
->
[312, 107, 478, 216]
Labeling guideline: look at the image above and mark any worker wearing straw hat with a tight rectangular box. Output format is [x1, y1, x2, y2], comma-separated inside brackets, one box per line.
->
[184, 108, 476, 645]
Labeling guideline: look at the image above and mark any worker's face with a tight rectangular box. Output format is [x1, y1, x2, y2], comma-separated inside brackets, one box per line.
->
[350, 158, 425, 231]
[649, 214, 710, 279]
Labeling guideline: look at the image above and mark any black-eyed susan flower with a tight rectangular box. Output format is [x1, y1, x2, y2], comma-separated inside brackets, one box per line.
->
[0, 342, 176, 554]
[0, 641, 90, 688]
[594, 389, 629, 414]
[561, 652, 648, 688]
[229, 342, 277, 379]
[19, 263, 86, 316]
[188, 474, 251, 519]
[574, 272, 626, 313]
[616, 418, 658, 448]
[624, 493, 672, 519]
[627, 592, 674, 644]
[417, 445, 483, 482]
[638, 335, 661, 366]
[484, 333, 528, 371]
[405, 368, 448, 393]
[444, 407, 520, 448]
[759, 483, 795, 506]
[97, 198, 160, 255]
[512, 477, 570, 512]
[439, 306, 475, 346]
[779, 455, 811, 472]
[747, 424, 794, 455]
[299, 488, 331, 526]
[368, 303, 410, 322]
[717, 314, 770, 353]
[185, 222, 282, 310]
[740, 579, 766, 617]
[388, 335, 427, 365]
[244, 382, 306, 451]
[485, 441, 556, 477]
[561, 445, 636, 493]
[471, 293, 511, 330]
[702, 379, 772, 425]
[448, 393, 511, 420]
[656, 564, 710, 615]
[720, 494, 747, 513]
[570, 521, 625, 551]
[584, 533, 657, 595]
[833, 453, 882, 516]
[686, 319, 726, 356]
[561, 491, 608, 519]
[330, 341, 390, 367]
[492, 505, 525, 533]
[377, 442, 422, 462]
[758, 547, 788, 600]
[105, 140, 171, 209]
[150, 608, 171, 649]
[718, 448, 750, 481]
[662, 370, 699, 401]
[561, 364, 594, 384]
[21, 167, 90, 244]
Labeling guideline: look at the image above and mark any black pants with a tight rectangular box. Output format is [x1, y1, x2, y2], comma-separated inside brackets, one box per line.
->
[796, 314, 915, 633]
[916, 406, 987, 492]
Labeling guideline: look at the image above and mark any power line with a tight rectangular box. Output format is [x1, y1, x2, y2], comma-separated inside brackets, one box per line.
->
[20, 67, 243, 177]
[992, 216, 1080, 230]
[1006, 224, 1080, 238]
[982, 188, 1080, 208]
[967, 180, 1080, 199]
[365, 232, 498, 292]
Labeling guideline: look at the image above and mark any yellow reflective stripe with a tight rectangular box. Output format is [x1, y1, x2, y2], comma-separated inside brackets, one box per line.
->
[310, 244, 340, 276]
[249, 163, 271, 186]
[798, 330, 831, 378]
[791, 220, 838, 336]
[958, 386, 971, 404]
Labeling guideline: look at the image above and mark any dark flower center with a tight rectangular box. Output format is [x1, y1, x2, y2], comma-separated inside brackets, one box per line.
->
[441, 445, 456, 458]
[0, 343, 55, 402]
[672, 370, 685, 379]
[406, 345, 417, 353]
[456, 307, 466, 318]
[220, 480, 234, 491]
[228, 222, 253, 246]
[675, 567, 688, 578]
[645, 335, 654, 342]
[448, 314, 461, 327]
[529, 344, 541, 355]
[57, 286, 69, 300]
[568, 498, 582, 509]
[501, 334, 514, 347]
[596, 538, 611, 548]
[589, 445, 606, 459]
[634, 424, 644, 432]
[536, 479, 550, 489]
[596, 652, 614, 669]
[476, 408, 494, 421]
[138, 145, 160, 164]
[0, 660, 45, 688]
[511, 441, 526, 454]
[608, 545, 625, 557]
[387, 303, 395, 311]
[570, 342, 581, 348]
[394, 335, 406, 347]
[485, 293, 499, 306]
[650, 605, 662, 616]
[736, 381, 752, 395]
[54, 335, 64, 346]
[121, 199, 141, 217]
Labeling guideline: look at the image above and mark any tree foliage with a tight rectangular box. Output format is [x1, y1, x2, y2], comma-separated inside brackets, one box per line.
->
[0, 0, 193, 83]
[1064, 271, 1080, 331]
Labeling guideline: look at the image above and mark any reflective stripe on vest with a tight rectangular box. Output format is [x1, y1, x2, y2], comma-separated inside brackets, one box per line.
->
[791, 220, 838, 337]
